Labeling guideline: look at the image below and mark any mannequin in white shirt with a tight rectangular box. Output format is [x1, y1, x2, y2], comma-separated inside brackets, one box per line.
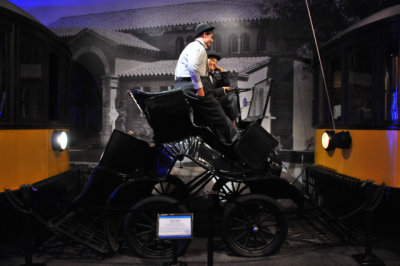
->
[174, 23, 239, 144]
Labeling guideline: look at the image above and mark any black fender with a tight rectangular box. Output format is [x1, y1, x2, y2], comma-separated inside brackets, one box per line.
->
[102, 176, 163, 251]
[246, 176, 304, 211]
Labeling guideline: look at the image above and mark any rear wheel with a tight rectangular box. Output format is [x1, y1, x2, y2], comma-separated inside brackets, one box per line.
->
[151, 175, 188, 200]
[212, 178, 251, 207]
[123, 195, 191, 259]
[222, 194, 287, 257]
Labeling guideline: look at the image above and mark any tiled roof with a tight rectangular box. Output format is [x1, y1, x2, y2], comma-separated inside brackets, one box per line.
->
[119, 56, 270, 77]
[223, 56, 271, 73]
[49, 0, 272, 36]
[87, 28, 160, 51]
[119, 60, 177, 77]
[50, 27, 82, 37]
[51, 27, 160, 51]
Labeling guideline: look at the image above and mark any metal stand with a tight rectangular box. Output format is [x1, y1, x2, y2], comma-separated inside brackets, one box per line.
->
[163, 241, 187, 266]
[352, 181, 385, 266]
[207, 192, 217, 266]
[20, 184, 46, 266]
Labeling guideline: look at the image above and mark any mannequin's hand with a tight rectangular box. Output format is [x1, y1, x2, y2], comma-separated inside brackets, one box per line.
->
[216, 65, 224, 72]
[197, 87, 205, 97]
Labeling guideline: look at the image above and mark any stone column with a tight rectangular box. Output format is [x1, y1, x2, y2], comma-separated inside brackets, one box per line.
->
[269, 56, 294, 149]
[100, 75, 119, 147]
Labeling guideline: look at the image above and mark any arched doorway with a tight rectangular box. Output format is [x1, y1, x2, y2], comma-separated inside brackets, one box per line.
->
[70, 53, 104, 147]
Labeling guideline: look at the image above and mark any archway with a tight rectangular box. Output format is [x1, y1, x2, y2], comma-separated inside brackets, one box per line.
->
[70, 53, 105, 147]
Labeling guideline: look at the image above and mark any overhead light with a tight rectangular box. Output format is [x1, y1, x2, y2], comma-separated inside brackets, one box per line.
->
[52, 130, 68, 151]
[322, 130, 351, 151]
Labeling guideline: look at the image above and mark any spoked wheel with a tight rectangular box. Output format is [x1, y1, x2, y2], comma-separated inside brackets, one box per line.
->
[123, 195, 191, 259]
[151, 175, 188, 200]
[212, 178, 251, 207]
[222, 194, 287, 257]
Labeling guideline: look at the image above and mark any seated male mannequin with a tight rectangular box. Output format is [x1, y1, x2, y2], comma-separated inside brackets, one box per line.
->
[207, 52, 239, 129]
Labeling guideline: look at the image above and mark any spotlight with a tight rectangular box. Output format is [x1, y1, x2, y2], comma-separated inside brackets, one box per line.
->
[52, 130, 68, 151]
[321, 130, 351, 151]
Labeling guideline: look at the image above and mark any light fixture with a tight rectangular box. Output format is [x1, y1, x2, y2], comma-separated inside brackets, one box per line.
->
[321, 130, 351, 151]
[52, 130, 68, 151]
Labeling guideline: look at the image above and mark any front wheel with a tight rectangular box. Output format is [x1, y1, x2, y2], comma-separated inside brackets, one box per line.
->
[123, 195, 191, 259]
[222, 194, 287, 257]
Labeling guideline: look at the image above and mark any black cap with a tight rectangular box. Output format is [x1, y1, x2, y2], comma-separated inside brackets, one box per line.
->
[207, 51, 221, 61]
[195, 23, 215, 37]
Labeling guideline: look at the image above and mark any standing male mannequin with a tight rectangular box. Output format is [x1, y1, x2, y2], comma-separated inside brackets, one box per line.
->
[174, 23, 238, 143]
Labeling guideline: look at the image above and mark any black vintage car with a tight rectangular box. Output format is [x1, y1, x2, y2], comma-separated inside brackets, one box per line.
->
[7, 80, 303, 259]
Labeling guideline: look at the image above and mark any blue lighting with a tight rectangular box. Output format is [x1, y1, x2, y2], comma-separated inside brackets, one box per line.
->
[243, 98, 248, 107]
[7, 0, 176, 25]
[391, 86, 398, 121]
[156, 147, 176, 178]
[109, 185, 120, 199]
[0, 91, 6, 118]
[8, 0, 113, 7]
[158, 235, 192, 238]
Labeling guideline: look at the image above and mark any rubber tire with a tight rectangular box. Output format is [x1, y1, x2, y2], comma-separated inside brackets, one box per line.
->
[123, 195, 191, 259]
[222, 194, 287, 257]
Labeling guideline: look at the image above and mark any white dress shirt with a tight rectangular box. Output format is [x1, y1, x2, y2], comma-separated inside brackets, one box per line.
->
[174, 39, 208, 90]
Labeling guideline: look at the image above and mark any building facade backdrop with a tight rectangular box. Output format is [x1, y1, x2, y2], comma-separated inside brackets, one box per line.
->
[49, 0, 313, 151]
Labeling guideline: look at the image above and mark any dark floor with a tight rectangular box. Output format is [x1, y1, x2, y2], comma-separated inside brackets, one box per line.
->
[1, 201, 399, 266]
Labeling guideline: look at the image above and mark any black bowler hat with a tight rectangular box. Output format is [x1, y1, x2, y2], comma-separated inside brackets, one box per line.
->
[207, 51, 221, 61]
[195, 23, 215, 37]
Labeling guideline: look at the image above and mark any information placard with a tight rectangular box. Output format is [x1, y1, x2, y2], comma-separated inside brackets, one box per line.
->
[157, 213, 193, 239]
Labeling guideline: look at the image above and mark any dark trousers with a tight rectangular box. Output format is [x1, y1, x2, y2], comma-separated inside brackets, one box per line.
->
[174, 78, 238, 143]
[217, 94, 239, 121]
